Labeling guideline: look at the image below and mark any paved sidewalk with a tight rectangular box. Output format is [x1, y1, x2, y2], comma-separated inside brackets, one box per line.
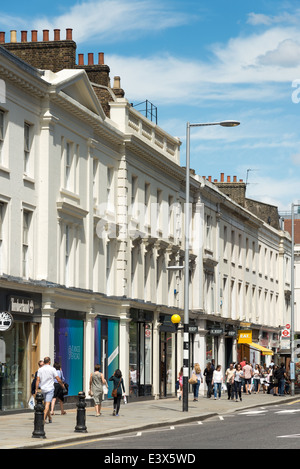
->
[0, 392, 296, 449]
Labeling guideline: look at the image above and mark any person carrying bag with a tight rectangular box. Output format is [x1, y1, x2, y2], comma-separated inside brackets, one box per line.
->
[109, 369, 125, 416]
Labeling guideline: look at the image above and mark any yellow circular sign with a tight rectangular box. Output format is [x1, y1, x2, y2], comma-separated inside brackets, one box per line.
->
[171, 314, 181, 324]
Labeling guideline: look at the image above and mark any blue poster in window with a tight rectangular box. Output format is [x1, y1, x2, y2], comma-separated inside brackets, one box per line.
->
[107, 319, 119, 397]
[54, 318, 84, 396]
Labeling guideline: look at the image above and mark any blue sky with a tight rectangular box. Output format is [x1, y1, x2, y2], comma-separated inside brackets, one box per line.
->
[1, 0, 300, 211]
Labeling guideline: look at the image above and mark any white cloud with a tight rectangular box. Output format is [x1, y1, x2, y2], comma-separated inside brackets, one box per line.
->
[21, 0, 193, 43]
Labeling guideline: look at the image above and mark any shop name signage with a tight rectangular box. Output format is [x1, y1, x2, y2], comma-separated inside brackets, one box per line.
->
[10, 297, 34, 314]
[0, 311, 14, 332]
[238, 330, 252, 344]
[210, 327, 224, 336]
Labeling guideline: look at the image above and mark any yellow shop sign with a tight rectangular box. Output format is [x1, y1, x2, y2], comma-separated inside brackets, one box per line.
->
[238, 330, 252, 344]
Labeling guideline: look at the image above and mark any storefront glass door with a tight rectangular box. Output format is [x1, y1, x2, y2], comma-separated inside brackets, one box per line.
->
[0, 322, 29, 410]
[129, 321, 153, 397]
[160, 331, 175, 397]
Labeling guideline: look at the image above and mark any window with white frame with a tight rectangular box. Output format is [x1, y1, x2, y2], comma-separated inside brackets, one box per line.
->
[93, 158, 99, 205]
[106, 241, 114, 295]
[107, 167, 114, 212]
[206, 215, 212, 249]
[168, 195, 174, 238]
[24, 123, 31, 175]
[156, 189, 162, 234]
[65, 224, 70, 286]
[65, 141, 73, 190]
[144, 182, 150, 227]
[131, 176, 138, 220]
[22, 210, 32, 277]
[0, 110, 4, 166]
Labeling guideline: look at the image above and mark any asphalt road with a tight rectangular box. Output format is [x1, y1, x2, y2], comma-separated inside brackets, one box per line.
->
[46, 400, 300, 451]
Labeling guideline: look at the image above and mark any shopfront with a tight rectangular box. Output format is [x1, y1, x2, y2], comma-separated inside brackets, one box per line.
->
[94, 316, 119, 398]
[129, 309, 153, 398]
[0, 289, 42, 411]
[159, 314, 177, 398]
[54, 310, 84, 398]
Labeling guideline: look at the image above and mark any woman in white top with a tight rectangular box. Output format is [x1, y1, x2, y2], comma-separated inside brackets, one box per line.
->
[253, 364, 261, 394]
[212, 365, 223, 400]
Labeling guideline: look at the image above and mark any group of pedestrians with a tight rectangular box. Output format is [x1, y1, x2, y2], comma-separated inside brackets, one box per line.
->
[183, 358, 290, 402]
[32, 357, 126, 421]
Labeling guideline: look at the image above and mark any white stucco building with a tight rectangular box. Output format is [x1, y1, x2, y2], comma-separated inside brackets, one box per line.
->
[0, 30, 292, 410]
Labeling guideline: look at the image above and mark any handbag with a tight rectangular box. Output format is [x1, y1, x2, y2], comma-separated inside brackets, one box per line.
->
[62, 382, 69, 395]
[112, 378, 121, 397]
[188, 374, 198, 385]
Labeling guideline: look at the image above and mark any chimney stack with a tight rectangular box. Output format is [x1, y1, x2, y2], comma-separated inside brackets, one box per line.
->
[98, 52, 104, 65]
[66, 28, 73, 40]
[43, 29, 49, 41]
[31, 30, 38, 42]
[10, 30, 17, 43]
[21, 31, 27, 42]
[54, 29, 60, 41]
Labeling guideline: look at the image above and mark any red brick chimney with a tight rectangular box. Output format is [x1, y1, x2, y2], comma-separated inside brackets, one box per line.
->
[1, 28, 76, 72]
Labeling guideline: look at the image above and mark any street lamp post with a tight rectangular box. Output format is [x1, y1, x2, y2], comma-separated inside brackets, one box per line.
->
[290, 202, 299, 396]
[183, 119, 240, 412]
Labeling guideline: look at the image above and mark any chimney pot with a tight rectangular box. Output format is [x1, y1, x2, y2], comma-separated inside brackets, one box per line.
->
[221, 172, 224, 182]
[208, 176, 212, 182]
[113, 76, 121, 88]
[10, 30, 17, 43]
[98, 52, 104, 65]
[31, 30, 38, 42]
[214, 179, 218, 182]
[21, 31, 27, 42]
[227, 176, 231, 182]
[233, 176, 237, 182]
[54, 29, 60, 41]
[43, 30, 49, 41]
[66, 28, 73, 40]
[239, 179, 243, 182]
[88, 53, 94, 65]
[0, 32, 5, 43]
[78, 53, 84, 65]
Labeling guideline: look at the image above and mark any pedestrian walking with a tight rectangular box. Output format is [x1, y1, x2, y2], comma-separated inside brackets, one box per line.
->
[277, 363, 287, 396]
[225, 363, 235, 400]
[242, 361, 253, 394]
[240, 357, 247, 393]
[109, 369, 125, 416]
[50, 362, 67, 415]
[204, 362, 214, 398]
[35, 357, 65, 423]
[212, 365, 223, 400]
[31, 359, 44, 395]
[273, 365, 279, 395]
[233, 363, 243, 401]
[192, 363, 203, 401]
[253, 364, 261, 394]
[89, 364, 107, 416]
[178, 367, 183, 400]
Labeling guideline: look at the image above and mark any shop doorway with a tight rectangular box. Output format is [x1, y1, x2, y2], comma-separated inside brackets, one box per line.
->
[129, 321, 153, 397]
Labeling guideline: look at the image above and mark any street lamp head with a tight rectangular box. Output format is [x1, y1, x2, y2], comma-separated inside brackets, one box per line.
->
[219, 120, 240, 127]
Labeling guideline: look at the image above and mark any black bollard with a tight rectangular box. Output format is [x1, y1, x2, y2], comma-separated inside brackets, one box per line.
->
[75, 391, 87, 433]
[32, 392, 46, 439]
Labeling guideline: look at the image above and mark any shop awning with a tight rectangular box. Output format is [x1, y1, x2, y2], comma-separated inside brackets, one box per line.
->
[248, 342, 273, 356]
